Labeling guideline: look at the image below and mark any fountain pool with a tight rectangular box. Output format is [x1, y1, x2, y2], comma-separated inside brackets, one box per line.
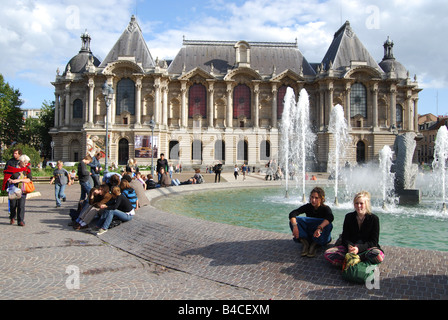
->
[154, 185, 448, 252]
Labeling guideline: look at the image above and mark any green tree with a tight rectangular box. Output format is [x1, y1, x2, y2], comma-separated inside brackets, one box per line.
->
[37, 100, 55, 159]
[0, 74, 24, 150]
[2, 143, 41, 167]
[20, 117, 41, 151]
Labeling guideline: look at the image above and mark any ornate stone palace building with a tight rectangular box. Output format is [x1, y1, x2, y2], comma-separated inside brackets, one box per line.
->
[51, 16, 421, 171]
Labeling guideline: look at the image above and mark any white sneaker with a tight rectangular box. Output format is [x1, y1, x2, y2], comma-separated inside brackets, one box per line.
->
[97, 228, 107, 235]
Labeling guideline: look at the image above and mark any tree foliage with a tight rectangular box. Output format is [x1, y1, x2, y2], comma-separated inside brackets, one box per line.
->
[0, 73, 24, 148]
[2, 143, 41, 167]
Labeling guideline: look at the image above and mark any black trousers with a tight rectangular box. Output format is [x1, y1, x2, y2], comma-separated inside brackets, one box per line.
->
[9, 194, 27, 223]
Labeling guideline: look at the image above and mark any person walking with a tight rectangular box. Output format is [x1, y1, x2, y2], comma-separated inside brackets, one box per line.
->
[50, 160, 72, 207]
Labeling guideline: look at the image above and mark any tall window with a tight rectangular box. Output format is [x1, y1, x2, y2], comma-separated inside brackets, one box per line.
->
[169, 140, 179, 160]
[277, 85, 288, 119]
[192, 140, 202, 160]
[116, 78, 135, 115]
[350, 83, 367, 118]
[233, 84, 251, 119]
[73, 99, 83, 119]
[260, 140, 271, 160]
[396, 104, 403, 128]
[189, 84, 207, 118]
[214, 140, 225, 161]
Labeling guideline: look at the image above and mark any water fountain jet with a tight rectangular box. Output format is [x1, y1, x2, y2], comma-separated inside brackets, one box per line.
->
[328, 104, 350, 206]
[432, 125, 448, 212]
[280, 87, 315, 200]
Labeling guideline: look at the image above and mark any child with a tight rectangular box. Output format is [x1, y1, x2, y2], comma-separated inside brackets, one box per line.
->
[50, 161, 72, 207]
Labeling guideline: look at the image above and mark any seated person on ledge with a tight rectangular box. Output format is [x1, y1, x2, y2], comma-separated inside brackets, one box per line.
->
[324, 191, 384, 267]
[289, 187, 334, 258]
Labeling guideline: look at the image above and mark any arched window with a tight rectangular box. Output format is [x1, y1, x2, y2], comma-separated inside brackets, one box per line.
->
[233, 84, 251, 119]
[260, 140, 271, 160]
[277, 85, 288, 120]
[192, 139, 202, 160]
[189, 84, 207, 118]
[237, 140, 248, 161]
[118, 138, 129, 165]
[350, 83, 367, 118]
[116, 78, 135, 115]
[396, 104, 403, 129]
[356, 141, 366, 164]
[214, 140, 225, 161]
[73, 99, 83, 119]
[169, 140, 179, 160]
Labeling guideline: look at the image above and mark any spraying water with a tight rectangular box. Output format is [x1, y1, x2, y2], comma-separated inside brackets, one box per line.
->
[328, 104, 350, 206]
[280, 87, 316, 200]
[379, 145, 396, 209]
[281, 88, 294, 198]
[432, 125, 448, 212]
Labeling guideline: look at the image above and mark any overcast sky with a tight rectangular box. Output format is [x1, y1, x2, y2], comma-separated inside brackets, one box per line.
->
[1, 0, 447, 116]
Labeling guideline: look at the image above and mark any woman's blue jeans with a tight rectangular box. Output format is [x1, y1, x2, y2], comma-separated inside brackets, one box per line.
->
[97, 209, 133, 230]
[290, 216, 333, 246]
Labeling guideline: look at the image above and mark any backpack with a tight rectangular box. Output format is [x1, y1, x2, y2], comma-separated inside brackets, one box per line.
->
[342, 253, 376, 284]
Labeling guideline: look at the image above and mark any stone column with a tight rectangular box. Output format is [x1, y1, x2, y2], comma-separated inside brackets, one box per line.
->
[271, 83, 278, 128]
[54, 93, 60, 127]
[226, 82, 233, 128]
[64, 84, 70, 127]
[345, 84, 351, 129]
[207, 81, 214, 127]
[181, 81, 187, 128]
[154, 79, 160, 125]
[253, 82, 260, 128]
[135, 78, 142, 126]
[390, 85, 397, 128]
[372, 83, 378, 129]
[162, 84, 168, 126]
[319, 86, 325, 130]
[414, 98, 419, 132]
[88, 79, 95, 125]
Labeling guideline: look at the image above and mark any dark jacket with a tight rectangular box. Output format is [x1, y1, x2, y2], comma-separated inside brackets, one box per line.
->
[77, 161, 90, 183]
[156, 158, 168, 173]
[341, 211, 381, 253]
[289, 203, 334, 223]
[106, 194, 134, 213]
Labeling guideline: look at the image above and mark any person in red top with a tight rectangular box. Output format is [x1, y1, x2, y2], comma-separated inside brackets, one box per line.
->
[6, 154, 33, 226]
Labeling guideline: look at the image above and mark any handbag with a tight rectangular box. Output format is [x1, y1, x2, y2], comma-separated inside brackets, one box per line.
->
[24, 181, 35, 193]
[8, 186, 22, 200]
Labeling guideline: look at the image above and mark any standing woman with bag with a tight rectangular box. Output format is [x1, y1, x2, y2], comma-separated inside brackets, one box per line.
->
[7, 155, 33, 226]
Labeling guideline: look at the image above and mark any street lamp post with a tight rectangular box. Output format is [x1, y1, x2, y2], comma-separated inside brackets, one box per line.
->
[102, 81, 114, 174]
[149, 119, 155, 176]
[50, 141, 55, 162]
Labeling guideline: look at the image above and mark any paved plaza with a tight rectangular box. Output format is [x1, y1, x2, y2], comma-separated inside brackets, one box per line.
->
[1, 171, 447, 302]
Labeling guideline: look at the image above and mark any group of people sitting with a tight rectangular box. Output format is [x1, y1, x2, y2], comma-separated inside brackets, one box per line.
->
[289, 187, 384, 282]
[71, 171, 148, 235]
[146, 167, 204, 188]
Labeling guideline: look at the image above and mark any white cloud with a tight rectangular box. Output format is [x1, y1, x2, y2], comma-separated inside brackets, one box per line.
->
[1, 0, 447, 113]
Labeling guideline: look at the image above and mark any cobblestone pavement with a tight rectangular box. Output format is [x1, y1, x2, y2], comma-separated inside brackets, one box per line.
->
[1, 172, 447, 301]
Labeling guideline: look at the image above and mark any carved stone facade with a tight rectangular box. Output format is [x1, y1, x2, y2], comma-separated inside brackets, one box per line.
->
[51, 17, 421, 171]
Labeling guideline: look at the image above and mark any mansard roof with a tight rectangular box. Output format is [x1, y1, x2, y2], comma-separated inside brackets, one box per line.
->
[321, 21, 381, 74]
[167, 39, 316, 78]
[99, 16, 155, 70]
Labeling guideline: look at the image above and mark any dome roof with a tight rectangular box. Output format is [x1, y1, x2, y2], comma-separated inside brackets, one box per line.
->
[379, 58, 408, 79]
[64, 51, 100, 75]
[63, 30, 101, 75]
[378, 36, 408, 79]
